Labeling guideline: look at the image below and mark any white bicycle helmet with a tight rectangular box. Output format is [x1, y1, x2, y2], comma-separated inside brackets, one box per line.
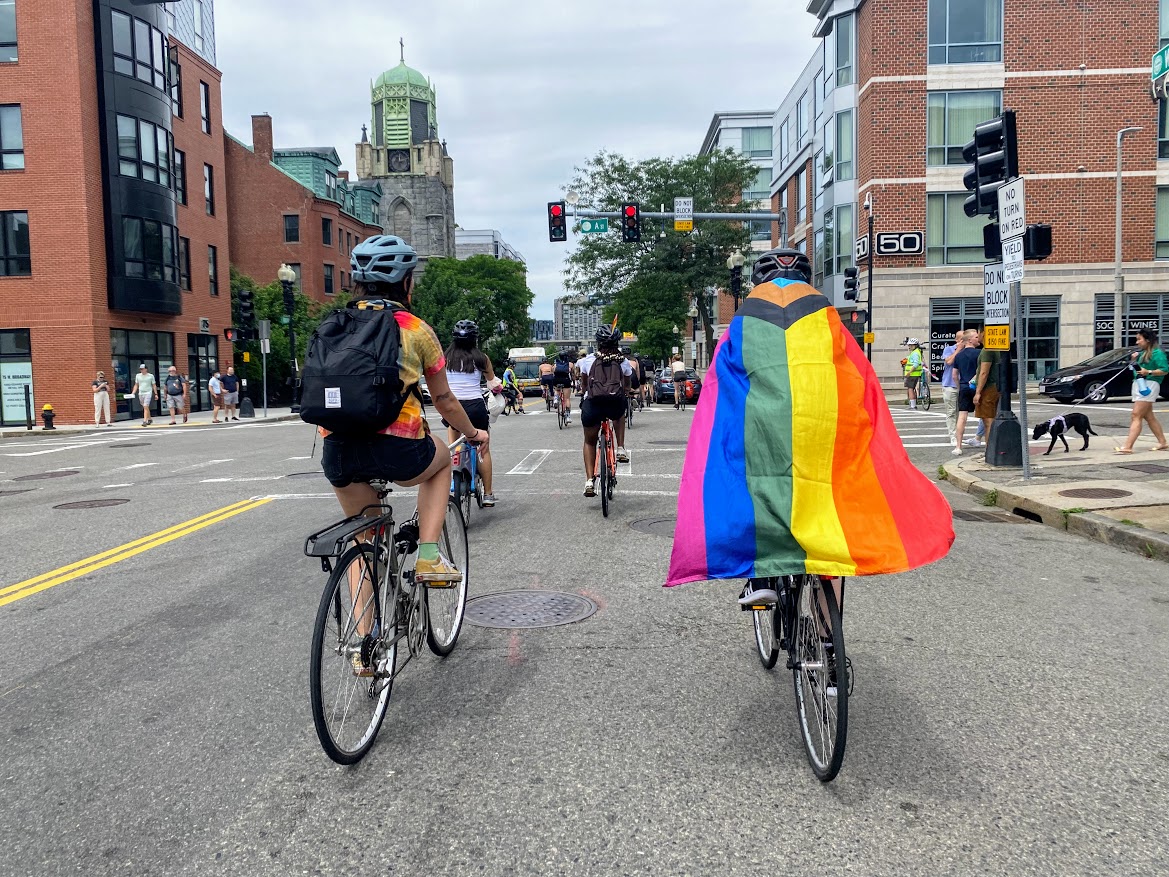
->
[350, 235, 418, 285]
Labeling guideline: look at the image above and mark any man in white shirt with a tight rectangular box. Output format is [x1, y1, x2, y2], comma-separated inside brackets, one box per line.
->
[578, 327, 633, 497]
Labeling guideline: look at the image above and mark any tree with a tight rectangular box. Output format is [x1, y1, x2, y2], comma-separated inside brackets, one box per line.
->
[563, 150, 759, 361]
[412, 256, 535, 367]
[543, 344, 559, 358]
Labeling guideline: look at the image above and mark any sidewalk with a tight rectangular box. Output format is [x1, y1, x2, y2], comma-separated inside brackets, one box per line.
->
[0, 406, 301, 439]
[942, 434, 1169, 564]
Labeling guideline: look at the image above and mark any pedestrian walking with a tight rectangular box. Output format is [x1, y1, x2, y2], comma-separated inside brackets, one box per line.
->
[951, 330, 982, 456]
[1115, 328, 1169, 454]
[133, 363, 156, 426]
[221, 366, 241, 421]
[208, 370, 224, 423]
[940, 332, 963, 445]
[164, 366, 187, 425]
[92, 370, 112, 426]
[902, 338, 925, 409]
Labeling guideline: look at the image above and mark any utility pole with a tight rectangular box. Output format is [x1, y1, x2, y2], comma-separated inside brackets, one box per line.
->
[864, 192, 874, 363]
[1113, 126, 1143, 350]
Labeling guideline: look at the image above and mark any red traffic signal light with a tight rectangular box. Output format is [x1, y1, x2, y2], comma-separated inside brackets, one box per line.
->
[624, 205, 636, 217]
[224, 327, 247, 343]
[620, 202, 641, 243]
[547, 201, 567, 243]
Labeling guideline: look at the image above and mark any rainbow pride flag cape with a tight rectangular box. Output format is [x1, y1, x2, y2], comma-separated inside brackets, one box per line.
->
[666, 279, 954, 586]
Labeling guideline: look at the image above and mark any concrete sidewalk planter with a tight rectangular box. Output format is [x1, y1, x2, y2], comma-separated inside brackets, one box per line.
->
[942, 446, 1169, 563]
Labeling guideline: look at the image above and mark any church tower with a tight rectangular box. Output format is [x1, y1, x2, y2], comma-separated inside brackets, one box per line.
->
[356, 45, 456, 265]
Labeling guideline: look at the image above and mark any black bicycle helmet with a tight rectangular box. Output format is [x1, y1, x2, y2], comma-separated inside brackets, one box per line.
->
[751, 247, 812, 286]
[350, 235, 418, 285]
[452, 320, 479, 340]
[595, 325, 621, 348]
[557, 350, 569, 361]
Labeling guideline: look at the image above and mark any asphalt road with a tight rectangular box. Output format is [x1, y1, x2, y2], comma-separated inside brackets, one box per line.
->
[1, 400, 1166, 876]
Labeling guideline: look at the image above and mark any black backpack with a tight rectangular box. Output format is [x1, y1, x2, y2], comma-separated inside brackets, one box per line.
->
[554, 358, 570, 378]
[165, 375, 184, 396]
[299, 300, 415, 435]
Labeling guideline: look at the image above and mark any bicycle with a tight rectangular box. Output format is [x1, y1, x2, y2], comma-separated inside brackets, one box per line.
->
[917, 371, 932, 411]
[543, 382, 554, 411]
[595, 416, 618, 517]
[501, 387, 521, 416]
[304, 457, 469, 765]
[744, 574, 850, 782]
[626, 393, 636, 429]
[449, 437, 484, 527]
[556, 390, 569, 430]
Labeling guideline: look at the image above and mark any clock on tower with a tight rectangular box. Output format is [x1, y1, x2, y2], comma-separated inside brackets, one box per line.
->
[388, 150, 410, 173]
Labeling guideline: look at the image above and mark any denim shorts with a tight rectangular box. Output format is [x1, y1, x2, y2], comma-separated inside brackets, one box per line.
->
[321, 433, 437, 488]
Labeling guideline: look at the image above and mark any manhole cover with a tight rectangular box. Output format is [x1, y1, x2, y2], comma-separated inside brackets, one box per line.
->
[0, 489, 36, 497]
[14, 470, 79, 481]
[649, 440, 687, 446]
[1058, 488, 1133, 500]
[953, 509, 1027, 524]
[287, 472, 322, 478]
[630, 517, 676, 538]
[465, 590, 597, 629]
[1121, 463, 1169, 475]
[53, 499, 130, 510]
[108, 442, 151, 448]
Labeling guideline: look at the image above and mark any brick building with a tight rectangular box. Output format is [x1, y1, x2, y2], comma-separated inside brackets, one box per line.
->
[712, 0, 1169, 383]
[0, 0, 231, 426]
[225, 114, 383, 303]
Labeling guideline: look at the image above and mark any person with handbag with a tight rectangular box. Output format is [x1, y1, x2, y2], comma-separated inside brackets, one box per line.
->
[1115, 328, 1169, 454]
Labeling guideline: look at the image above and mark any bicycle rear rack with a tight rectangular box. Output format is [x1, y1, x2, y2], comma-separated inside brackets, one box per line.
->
[304, 514, 387, 558]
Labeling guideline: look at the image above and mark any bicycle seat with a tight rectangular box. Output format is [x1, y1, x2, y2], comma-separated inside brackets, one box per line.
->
[368, 479, 393, 497]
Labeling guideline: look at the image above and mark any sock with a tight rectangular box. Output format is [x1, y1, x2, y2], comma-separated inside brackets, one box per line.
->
[910, 401, 916, 409]
[418, 542, 439, 562]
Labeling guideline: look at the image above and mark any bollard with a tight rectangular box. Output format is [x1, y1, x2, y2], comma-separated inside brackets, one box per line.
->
[24, 384, 32, 430]
[41, 404, 56, 430]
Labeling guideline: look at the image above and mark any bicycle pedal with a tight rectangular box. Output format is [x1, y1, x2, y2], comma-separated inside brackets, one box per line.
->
[740, 603, 772, 612]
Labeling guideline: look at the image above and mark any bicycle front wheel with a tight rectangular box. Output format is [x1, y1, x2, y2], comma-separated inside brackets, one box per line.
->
[920, 383, 932, 411]
[458, 472, 472, 528]
[791, 575, 848, 782]
[427, 499, 469, 656]
[309, 542, 395, 765]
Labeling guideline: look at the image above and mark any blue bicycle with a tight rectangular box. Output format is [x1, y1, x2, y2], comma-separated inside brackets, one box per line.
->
[450, 437, 484, 526]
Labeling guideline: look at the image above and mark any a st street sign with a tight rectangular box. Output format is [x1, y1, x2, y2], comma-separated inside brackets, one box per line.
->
[579, 218, 608, 234]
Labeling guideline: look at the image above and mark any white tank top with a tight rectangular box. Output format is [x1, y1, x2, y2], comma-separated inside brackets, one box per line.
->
[446, 368, 483, 401]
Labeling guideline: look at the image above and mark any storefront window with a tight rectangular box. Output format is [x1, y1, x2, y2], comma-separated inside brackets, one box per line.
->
[928, 297, 982, 372]
[1094, 294, 1167, 355]
[110, 328, 174, 420]
[0, 327, 33, 426]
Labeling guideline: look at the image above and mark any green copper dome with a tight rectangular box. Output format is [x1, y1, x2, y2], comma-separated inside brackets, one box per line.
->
[373, 61, 430, 91]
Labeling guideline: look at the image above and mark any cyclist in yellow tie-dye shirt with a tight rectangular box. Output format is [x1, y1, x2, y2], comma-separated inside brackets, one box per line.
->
[320, 236, 488, 601]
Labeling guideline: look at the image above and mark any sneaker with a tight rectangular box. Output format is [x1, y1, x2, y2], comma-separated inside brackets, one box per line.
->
[482, 493, 497, 507]
[351, 651, 374, 678]
[584, 478, 596, 497]
[951, 448, 962, 456]
[963, 438, 981, 447]
[737, 581, 778, 607]
[616, 447, 629, 463]
[414, 554, 462, 587]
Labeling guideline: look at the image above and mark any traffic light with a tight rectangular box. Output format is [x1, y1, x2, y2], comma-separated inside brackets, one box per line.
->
[224, 327, 248, 343]
[237, 288, 254, 326]
[843, 266, 859, 301]
[962, 110, 1018, 218]
[621, 202, 641, 243]
[547, 201, 567, 243]
[849, 309, 868, 325]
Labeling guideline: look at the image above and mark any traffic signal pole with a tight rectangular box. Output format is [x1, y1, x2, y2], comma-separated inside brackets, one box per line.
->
[865, 194, 874, 363]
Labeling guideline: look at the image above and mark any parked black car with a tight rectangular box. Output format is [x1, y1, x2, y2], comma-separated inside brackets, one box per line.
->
[1038, 346, 1169, 403]
[654, 368, 703, 404]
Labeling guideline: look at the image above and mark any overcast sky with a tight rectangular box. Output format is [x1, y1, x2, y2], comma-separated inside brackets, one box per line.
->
[216, 1, 818, 320]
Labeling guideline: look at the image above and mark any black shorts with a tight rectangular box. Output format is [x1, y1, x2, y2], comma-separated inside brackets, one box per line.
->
[440, 397, 490, 431]
[553, 375, 572, 388]
[958, 386, 976, 413]
[540, 374, 556, 387]
[580, 395, 627, 428]
[321, 433, 437, 488]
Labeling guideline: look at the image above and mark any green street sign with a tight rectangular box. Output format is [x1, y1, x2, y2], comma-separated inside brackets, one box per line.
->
[1153, 45, 1169, 80]
[280, 315, 291, 325]
[579, 218, 609, 234]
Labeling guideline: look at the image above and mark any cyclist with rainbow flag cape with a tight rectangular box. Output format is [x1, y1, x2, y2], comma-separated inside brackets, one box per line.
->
[665, 248, 954, 601]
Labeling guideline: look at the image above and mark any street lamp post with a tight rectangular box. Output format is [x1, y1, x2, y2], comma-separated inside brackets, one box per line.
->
[277, 263, 300, 413]
[1113, 126, 1143, 351]
[726, 252, 746, 311]
[688, 305, 699, 369]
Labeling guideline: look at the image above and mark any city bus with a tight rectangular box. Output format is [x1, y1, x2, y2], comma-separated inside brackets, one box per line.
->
[507, 346, 547, 396]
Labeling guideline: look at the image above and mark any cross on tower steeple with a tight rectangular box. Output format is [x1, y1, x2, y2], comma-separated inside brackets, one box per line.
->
[400, 37, 405, 63]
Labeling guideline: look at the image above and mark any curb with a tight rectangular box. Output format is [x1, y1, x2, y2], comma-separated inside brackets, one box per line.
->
[940, 460, 1169, 563]
[0, 413, 303, 440]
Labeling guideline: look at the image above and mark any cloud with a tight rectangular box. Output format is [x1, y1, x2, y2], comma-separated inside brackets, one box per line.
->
[215, 0, 817, 319]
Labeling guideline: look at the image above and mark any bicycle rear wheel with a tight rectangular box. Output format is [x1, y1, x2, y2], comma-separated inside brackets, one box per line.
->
[791, 575, 848, 782]
[426, 499, 469, 656]
[457, 472, 472, 528]
[310, 542, 394, 764]
[598, 430, 610, 518]
[749, 578, 779, 669]
[920, 382, 932, 411]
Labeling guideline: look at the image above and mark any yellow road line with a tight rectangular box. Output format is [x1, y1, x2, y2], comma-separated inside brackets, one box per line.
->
[0, 498, 272, 607]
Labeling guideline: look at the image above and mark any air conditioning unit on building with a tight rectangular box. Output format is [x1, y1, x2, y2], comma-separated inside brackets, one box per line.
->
[199, 318, 210, 334]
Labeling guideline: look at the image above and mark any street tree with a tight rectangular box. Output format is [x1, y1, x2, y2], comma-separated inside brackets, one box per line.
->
[563, 150, 759, 359]
[412, 255, 535, 367]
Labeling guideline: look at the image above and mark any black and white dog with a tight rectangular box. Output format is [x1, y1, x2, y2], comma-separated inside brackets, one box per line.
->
[1032, 412, 1098, 455]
